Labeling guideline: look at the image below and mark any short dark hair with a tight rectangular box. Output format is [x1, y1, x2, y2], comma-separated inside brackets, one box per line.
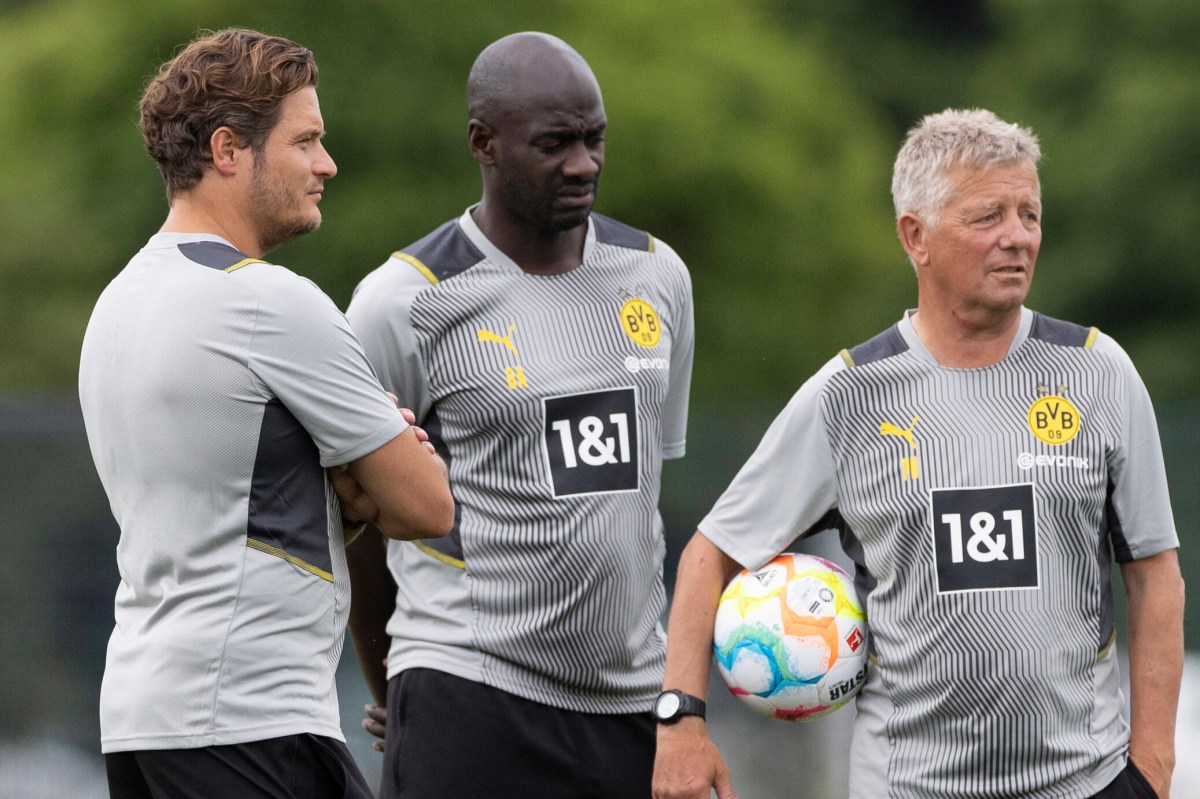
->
[138, 28, 318, 197]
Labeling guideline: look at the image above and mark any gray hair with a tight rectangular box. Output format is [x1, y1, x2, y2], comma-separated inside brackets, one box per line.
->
[891, 108, 1041, 227]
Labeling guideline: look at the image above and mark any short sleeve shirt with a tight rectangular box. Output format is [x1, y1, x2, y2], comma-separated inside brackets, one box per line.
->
[79, 233, 406, 751]
[347, 209, 694, 713]
[700, 308, 1177, 798]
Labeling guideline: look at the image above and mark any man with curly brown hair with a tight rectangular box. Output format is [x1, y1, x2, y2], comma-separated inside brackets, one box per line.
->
[79, 28, 453, 798]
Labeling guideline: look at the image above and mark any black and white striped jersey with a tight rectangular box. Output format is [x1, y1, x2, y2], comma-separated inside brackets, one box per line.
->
[348, 208, 694, 713]
[701, 308, 1177, 798]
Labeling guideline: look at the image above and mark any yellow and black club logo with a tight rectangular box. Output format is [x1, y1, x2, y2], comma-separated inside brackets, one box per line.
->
[1027, 389, 1081, 446]
[619, 298, 661, 349]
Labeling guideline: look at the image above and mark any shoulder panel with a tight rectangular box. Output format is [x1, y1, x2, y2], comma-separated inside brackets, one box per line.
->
[177, 241, 265, 273]
[1029, 312, 1098, 349]
[842, 325, 909, 368]
[399, 219, 486, 284]
[592, 213, 654, 252]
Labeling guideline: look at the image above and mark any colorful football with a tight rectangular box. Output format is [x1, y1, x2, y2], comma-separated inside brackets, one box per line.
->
[713, 553, 869, 721]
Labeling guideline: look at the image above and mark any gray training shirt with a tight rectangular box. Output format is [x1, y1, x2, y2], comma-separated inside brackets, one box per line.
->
[347, 209, 694, 714]
[701, 308, 1178, 799]
[80, 233, 406, 752]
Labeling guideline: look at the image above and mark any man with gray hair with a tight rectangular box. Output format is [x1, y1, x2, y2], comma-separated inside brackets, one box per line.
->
[652, 108, 1183, 799]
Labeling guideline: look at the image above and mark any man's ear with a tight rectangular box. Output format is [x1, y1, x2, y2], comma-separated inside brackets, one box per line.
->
[897, 212, 930, 269]
[467, 119, 496, 166]
[210, 126, 243, 176]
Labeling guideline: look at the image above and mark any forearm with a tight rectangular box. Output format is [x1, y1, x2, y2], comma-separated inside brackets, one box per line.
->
[662, 532, 741, 697]
[347, 525, 397, 705]
[653, 531, 742, 799]
[350, 428, 454, 541]
[1122, 549, 1185, 795]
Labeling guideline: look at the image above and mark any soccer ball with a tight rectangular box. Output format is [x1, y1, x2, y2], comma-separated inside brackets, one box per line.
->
[713, 553, 868, 721]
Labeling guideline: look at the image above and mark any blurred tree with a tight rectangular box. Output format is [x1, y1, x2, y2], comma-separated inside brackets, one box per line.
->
[1, 0, 1196, 404]
[761, 0, 1200, 397]
[0, 0, 902, 412]
[976, 0, 1200, 397]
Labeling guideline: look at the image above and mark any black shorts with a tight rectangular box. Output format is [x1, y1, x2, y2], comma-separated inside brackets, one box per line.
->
[380, 668, 656, 799]
[1089, 759, 1159, 799]
[106, 733, 373, 799]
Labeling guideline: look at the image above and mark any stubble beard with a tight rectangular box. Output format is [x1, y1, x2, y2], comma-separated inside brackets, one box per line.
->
[249, 157, 320, 254]
[500, 169, 596, 234]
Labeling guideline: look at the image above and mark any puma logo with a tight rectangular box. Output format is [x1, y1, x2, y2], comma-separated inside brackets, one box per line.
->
[879, 417, 920, 449]
[477, 323, 519, 358]
[476, 323, 527, 390]
[880, 417, 920, 481]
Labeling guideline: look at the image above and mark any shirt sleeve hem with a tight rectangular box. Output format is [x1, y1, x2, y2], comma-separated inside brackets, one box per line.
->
[1115, 539, 1179, 564]
[663, 440, 686, 460]
[319, 417, 409, 468]
[697, 520, 769, 571]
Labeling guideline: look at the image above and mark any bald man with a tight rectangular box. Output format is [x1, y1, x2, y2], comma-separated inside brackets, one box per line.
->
[346, 32, 695, 797]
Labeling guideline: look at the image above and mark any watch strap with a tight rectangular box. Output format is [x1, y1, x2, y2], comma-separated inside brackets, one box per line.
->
[654, 689, 706, 723]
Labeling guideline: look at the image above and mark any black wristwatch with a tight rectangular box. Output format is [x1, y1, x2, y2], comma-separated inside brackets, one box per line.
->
[652, 690, 706, 724]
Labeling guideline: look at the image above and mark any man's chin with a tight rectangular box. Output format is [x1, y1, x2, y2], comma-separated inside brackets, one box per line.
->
[258, 217, 321, 254]
[549, 209, 590, 232]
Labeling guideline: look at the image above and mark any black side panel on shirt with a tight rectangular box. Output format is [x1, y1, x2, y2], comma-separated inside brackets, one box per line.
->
[1028, 312, 1092, 347]
[592, 213, 653, 251]
[1093, 480, 1121, 652]
[403, 220, 486, 282]
[177, 241, 253, 271]
[846, 325, 910, 368]
[411, 406, 464, 562]
[248, 399, 331, 574]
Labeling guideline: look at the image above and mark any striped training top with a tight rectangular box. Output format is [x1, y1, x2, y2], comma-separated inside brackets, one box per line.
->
[347, 208, 694, 713]
[701, 308, 1177, 798]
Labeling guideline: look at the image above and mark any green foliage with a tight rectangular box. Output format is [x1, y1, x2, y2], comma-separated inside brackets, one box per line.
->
[768, 0, 1200, 397]
[973, 0, 1200, 397]
[1, 0, 1197, 406]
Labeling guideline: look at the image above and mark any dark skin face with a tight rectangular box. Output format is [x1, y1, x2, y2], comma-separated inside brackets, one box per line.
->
[468, 38, 606, 274]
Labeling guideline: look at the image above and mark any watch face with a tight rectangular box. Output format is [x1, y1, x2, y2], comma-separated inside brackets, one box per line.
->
[655, 692, 681, 719]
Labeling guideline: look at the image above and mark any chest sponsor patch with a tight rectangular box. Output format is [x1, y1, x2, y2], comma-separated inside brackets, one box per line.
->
[930, 483, 1039, 593]
[542, 387, 640, 498]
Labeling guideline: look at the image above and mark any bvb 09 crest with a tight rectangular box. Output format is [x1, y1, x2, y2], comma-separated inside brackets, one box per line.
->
[619, 298, 661, 349]
[1027, 387, 1081, 446]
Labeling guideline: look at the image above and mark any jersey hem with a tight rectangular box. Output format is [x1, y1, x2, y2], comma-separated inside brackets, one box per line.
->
[386, 649, 660, 715]
[386, 648, 485, 684]
[100, 719, 345, 753]
[1117, 540, 1179, 564]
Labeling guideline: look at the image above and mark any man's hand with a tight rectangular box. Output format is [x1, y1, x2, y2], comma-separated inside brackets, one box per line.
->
[1128, 752, 1171, 799]
[328, 405, 441, 531]
[329, 463, 378, 528]
[394, 403, 437, 456]
[653, 718, 737, 798]
[362, 703, 387, 752]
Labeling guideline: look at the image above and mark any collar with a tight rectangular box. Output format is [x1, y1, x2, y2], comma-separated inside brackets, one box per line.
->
[456, 204, 596, 275]
[897, 306, 1033, 368]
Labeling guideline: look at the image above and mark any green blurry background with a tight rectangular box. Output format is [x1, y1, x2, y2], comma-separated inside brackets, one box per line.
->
[1, 1, 1195, 796]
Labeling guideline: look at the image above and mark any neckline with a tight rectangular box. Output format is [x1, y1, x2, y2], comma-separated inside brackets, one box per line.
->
[456, 205, 596, 277]
[897, 306, 1033, 370]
